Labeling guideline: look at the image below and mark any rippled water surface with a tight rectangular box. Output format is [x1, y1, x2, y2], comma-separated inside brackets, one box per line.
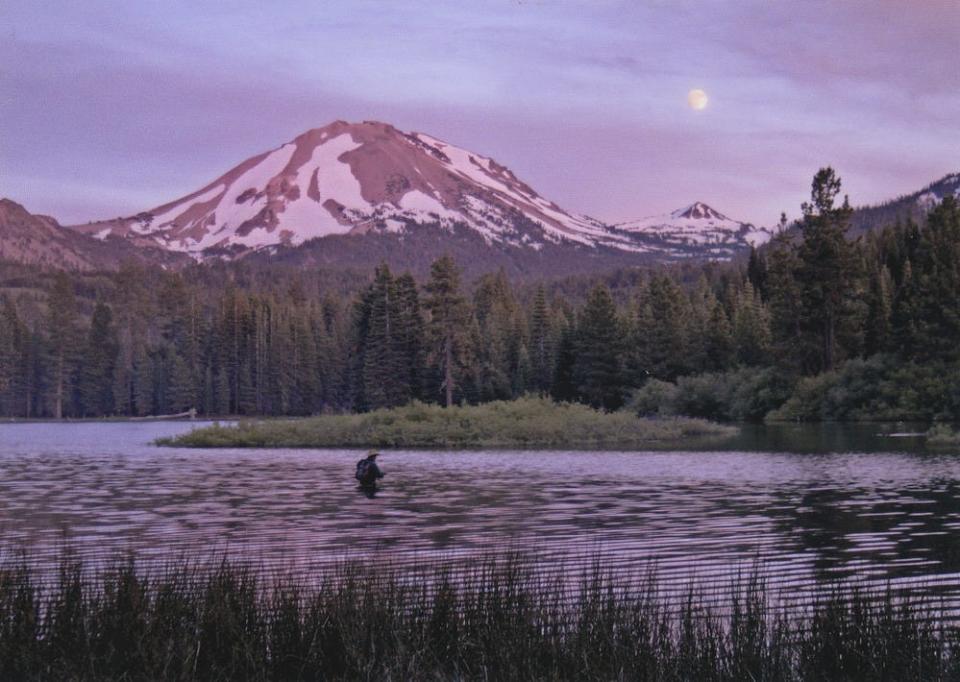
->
[2, 421, 960, 598]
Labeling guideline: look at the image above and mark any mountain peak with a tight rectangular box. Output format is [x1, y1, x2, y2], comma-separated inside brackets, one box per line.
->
[614, 201, 771, 254]
[69, 120, 622, 255]
[671, 202, 729, 221]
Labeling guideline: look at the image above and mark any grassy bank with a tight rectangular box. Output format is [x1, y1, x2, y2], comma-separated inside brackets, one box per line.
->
[157, 397, 736, 449]
[0, 551, 956, 681]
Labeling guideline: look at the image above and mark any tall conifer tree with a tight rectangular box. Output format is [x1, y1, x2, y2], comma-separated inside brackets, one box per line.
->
[528, 285, 553, 394]
[79, 302, 119, 416]
[573, 284, 625, 410]
[46, 272, 78, 418]
[424, 256, 471, 407]
[795, 167, 861, 373]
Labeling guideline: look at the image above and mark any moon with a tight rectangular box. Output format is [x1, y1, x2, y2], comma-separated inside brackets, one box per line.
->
[687, 88, 708, 110]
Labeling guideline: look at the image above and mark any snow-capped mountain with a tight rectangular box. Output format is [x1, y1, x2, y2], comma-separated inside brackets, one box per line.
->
[613, 202, 772, 258]
[72, 120, 637, 256]
[18, 116, 959, 274]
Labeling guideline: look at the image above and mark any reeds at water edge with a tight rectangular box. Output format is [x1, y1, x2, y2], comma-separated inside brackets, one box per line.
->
[0, 549, 957, 680]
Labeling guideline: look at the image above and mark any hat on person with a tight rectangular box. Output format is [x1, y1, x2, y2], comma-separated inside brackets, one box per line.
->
[367, 450, 379, 458]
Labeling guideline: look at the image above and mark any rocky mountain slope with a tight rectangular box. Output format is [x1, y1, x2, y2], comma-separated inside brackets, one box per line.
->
[65, 121, 762, 272]
[9, 119, 952, 275]
[0, 199, 187, 271]
[70, 120, 640, 257]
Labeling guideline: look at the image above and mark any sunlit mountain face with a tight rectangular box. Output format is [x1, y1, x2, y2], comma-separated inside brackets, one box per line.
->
[5, 119, 953, 274]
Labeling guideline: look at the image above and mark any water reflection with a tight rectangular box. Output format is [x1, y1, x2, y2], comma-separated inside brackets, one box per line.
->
[725, 422, 935, 454]
[358, 484, 379, 499]
[0, 421, 959, 600]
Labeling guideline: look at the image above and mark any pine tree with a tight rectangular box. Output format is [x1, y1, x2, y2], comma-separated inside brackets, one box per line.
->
[424, 256, 472, 407]
[132, 344, 154, 416]
[528, 285, 553, 394]
[551, 321, 578, 403]
[892, 197, 960, 362]
[685, 276, 716, 373]
[473, 271, 522, 401]
[733, 283, 771, 366]
[21, 327, 44, 418]
[359, 263, 399, 410]
[214, 287, 256, 414]
[573, 284, 626, 410]
[289, 305, 320, 414]
[513, 340, 531, 396]
[393, 273, 425, 404]
[643, 273, 691, 380]
[704, 298, 734, 371]
[350, 266, 423, 411]
[765, 233, 803, 372]
[795, 167, 862, 373]
[627, 278, 654, 385]
[747, 247, 769, 301]
[0, 296, 23, 415]
[79, 302, 119, 416]
[864, 262, 893, 356]
[46, 272, 78, 418]
[111, 263, 153, 416]
[317, 296, 348, 411]
[167, 352, 196, 413]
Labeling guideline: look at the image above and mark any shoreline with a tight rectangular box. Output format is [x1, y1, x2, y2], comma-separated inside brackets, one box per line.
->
[156, 398, 737, 449]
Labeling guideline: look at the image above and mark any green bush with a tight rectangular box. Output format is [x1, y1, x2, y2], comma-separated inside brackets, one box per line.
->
[628, 356, 960, 424]
[629, 368, 794, 422]
[726, 367, 796, 421]
[767, 355, 960, 422]
[626, 379, 679, 417]
[766, 373, 839, 422]
[159, 397, 735, 449]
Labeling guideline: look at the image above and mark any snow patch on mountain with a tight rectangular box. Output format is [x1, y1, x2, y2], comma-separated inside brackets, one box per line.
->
[397, 190, 458, 221]
[211, 146, 296, 237]
[276, 134, 370, 241]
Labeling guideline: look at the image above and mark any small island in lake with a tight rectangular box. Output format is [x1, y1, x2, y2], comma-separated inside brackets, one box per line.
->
[157, 397, 736, 449]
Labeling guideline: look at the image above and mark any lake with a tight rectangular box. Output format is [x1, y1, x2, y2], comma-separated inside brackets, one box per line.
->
[1, 421, 959, 605]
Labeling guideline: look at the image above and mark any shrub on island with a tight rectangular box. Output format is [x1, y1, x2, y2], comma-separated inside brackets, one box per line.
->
[158, 397, 735, 449]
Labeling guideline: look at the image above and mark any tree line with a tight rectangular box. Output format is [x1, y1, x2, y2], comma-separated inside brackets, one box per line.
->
[0, 168, 958, 421]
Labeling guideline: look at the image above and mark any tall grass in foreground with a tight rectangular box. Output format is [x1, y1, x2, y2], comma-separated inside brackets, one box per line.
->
[158, 397, 736, 449]
[0, 552, 957, 680]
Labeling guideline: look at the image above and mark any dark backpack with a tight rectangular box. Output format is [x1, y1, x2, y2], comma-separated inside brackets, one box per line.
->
[355, 458, 371, 483]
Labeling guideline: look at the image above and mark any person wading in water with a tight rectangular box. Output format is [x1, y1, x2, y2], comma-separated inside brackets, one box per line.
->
[355, 451, 385, 490]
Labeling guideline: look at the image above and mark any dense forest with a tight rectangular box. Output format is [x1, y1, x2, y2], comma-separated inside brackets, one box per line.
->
[1, 169, 958, 422]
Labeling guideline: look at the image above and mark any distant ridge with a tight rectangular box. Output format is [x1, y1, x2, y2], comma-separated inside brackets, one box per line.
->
[63, 121, 763, 272]
[847, 173, 960, 236]
[0, 199, 188, 271]
[614, 201, 772, 258]
[2, 119, 952, 274]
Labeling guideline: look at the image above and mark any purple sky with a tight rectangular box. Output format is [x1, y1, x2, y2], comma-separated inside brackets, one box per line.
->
[2, 1, 958, 227]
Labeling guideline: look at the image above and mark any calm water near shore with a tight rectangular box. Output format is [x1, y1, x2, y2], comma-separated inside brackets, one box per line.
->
[1, 421, 959, 603]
